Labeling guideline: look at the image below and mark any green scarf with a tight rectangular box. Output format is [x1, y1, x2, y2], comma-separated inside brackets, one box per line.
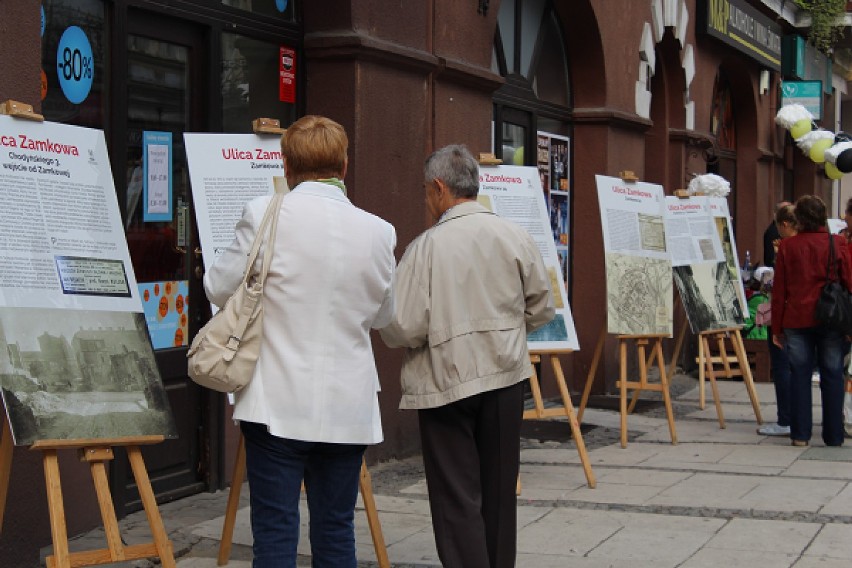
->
[317, 178, 346, 196]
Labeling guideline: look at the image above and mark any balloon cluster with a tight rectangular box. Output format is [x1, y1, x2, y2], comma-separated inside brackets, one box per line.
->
[775, 104, 852, 180]
[687, 173, 731, 197]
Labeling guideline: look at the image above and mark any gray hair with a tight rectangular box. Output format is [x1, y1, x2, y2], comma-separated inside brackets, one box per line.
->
[424, 144, 479, 199]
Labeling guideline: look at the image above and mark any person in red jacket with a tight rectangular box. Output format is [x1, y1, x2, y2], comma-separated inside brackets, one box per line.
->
[772, 195, 852, 447]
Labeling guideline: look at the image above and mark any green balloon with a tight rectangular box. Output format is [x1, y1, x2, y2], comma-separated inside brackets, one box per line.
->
[512, 147, 524, 165]
[826, 161, 844, 180]
[790, 119, 812, 140]
[809, 138, 833, 163]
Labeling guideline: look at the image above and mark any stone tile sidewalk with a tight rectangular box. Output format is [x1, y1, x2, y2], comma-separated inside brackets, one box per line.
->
[59, 376, 852, 568]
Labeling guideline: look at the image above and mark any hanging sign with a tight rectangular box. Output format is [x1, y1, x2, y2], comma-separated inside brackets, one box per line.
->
[781, 80, 823, 120]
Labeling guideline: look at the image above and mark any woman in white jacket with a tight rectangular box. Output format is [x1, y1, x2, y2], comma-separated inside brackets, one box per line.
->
[204, 115, 396, 568]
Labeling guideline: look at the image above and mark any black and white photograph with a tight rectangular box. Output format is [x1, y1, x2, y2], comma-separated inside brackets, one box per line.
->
[673, 261, 745, 333]
[0, 307, 177, 445]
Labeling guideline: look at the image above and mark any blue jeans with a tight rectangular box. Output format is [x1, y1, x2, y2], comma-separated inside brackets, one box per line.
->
[241, 421, 366, 568]
[768, 333, 791, 427]
[784, 327, 846, 446]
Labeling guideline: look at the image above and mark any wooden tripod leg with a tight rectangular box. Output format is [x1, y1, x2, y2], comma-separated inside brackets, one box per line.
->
[697, 332, 706, 410]
[655, 340, 677, 445]
[619, 338, 628, 448]
[717, 335, 733, 378]
[127, 447, 176, 568]
[86, 449, 126, 561]
[525, 355, 545, 419]
[578, 328, 606, 424]
[702, 335, 725, 429]
[359, 461, 390, 568]
[0, 419, 12, 535]
[42, 450, 70, 568]
[218, 433, 247, 566]
[668, 322, 686, 386]
[732, 329, 764, 424]
[550, 355, 596, 488]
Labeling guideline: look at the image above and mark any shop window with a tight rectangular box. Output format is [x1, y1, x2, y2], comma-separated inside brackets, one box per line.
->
[493, 0, 572, 285]
[40, 0, 107, 129]
[221, 0, 297, 21]
[532, 11, 570, 107]
[221, 34, 298, 133]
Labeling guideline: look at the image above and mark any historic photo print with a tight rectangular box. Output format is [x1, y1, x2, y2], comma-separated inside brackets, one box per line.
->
[0, 308, 177, 445]
[605, 252, 672, 335]
[673, 262, 745, 333]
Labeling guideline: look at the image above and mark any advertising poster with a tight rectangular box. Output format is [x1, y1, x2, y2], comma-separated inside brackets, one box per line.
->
[664, 196, 743, 332]
[595, 175, 672, 336]
[537, 132, 571, 282]
[0, 115, 176, 445]
[143, 130, 173, 222]
[184, 133, 287, 272]
[139, 280, 189, 349]
[478, 165, 579, 351]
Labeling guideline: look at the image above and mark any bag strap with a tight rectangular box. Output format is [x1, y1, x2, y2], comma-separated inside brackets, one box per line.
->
[827, 231, 839, 282]
[241, 191, 285, 287]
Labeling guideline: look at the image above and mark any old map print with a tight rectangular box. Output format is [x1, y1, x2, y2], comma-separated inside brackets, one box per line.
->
[606, 253, 672, 335]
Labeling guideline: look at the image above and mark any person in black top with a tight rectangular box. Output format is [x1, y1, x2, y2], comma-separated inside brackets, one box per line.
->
[763, 201, 791, 267]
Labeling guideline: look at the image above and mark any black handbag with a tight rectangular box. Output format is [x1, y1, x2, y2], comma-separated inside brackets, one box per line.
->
[813, 232, 852, 334]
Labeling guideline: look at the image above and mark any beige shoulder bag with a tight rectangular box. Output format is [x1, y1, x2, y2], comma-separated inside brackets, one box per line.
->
[187, 192, 284, 392]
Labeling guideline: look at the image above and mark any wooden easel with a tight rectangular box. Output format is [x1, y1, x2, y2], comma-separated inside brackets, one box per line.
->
[524, 351, 596, 488]
[577, 329, 678, 449]
[216, 433, 390, 567]
[663, 285, 763, 422]
[0, 102, 176, 566]
[24, 435, 175, 568]
[696, 327, 763, 425]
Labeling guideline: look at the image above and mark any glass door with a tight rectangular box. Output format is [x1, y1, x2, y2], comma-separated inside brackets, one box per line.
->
[110, 9, 210, 514]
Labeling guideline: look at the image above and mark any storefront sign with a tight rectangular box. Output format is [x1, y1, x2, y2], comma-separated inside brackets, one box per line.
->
[699, 0, 782, 71]
[143, 130, 173, 222]
[279, 46, 296, 103]
[781, 80, 822, 119]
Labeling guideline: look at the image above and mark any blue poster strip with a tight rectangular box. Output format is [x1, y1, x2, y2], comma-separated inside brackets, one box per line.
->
[143, 131, 173, 222]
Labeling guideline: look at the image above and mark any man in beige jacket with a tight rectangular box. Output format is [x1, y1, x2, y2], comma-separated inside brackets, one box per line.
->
[380, 144, 554, 568]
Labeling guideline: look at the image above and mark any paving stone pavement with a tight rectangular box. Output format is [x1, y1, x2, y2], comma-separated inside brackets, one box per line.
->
[53, 373, 852, 567]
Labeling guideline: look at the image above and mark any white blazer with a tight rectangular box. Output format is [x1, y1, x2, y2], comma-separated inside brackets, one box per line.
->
[204, 181, 396, 444]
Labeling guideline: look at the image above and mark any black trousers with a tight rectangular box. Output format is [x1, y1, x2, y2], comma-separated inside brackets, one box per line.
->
[418, 380, 525, 568]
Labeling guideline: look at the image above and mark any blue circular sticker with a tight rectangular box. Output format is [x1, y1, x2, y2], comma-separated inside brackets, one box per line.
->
[56, 26, 94, 105]
[276, 0, 288, 12]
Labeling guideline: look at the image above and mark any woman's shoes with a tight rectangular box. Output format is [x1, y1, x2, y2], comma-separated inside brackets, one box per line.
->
[791, 439, 809, 447]
[758, 423, 791, 436]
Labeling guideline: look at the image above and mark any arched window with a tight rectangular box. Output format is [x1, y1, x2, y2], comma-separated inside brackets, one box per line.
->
[493, 0, 572, 282]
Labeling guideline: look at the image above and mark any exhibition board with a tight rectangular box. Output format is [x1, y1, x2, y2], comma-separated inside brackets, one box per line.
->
[595, 174, 672, 336]
[478, 164, 579, 351]
[0, 105, 176, 568]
